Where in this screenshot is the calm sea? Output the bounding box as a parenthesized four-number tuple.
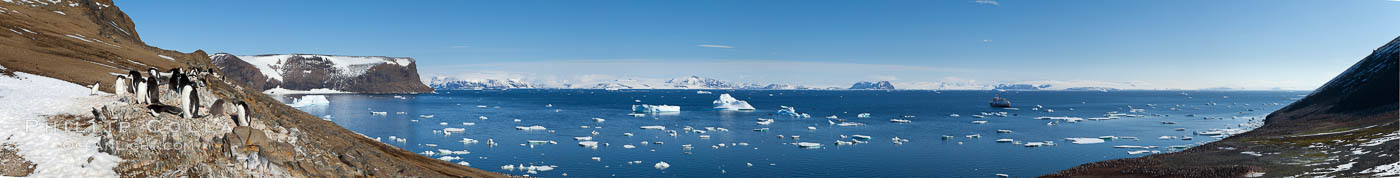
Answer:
(281, 90, 1300, 177)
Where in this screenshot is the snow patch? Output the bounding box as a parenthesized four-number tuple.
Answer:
(0, 72, 123, 177)
(157, 54, 175, 61)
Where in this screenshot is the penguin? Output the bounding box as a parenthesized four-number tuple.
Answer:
(147, 104, 183, 116)
(134, 77, 148, 104)
(168, 68, 183, 92)
(114, 75, 127, 97)
(179, 77, 200, 118)
(208, 99, 226, 117)
(146, 74, 160, 104)
(127, 70, 141, 94)
(89, 82, 100, 96)
(233, 101, 250, 126)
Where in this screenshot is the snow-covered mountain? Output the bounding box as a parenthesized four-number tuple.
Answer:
(211, 53, 432, 93)
(665, 76, 739, 89)
(428, 76, 533, 90)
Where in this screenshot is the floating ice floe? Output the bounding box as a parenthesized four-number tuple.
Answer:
(857, 113, 871, 118)
(890, 119, 911, 123)
(808, 126, 817, 130)
(756, 118, 774, 125)
(972, 120, 989, 124)
(851, 135, 872, 140)
(593, 117, 606, 122)
(478, 116, 489, 120)
(444, 128, 466, 132)
(796, 142, 823, 148)
(623, 144, 637, 149)
(574, 136, 592, 141)
(1024, 142, 1047, 147)
(949, 114, 960, 117)
(836, 122, 864, 126)
(641, 125, 666, 130)
(697, 91, 712, 94)
(713, 94, 756, 110)
(419, 115, 435, 118)
(1065, 138, 1106, 144)
(996, 139, 1014, 142)
(1035, 116, 1083, 123)
(633, 104, 680, 113)
(654, 161, 671, 170)
(287, 95, 330, 107)
(515, 125, 547, 131)
(438, 156, 462, 161)
(371, 111, 388, 115)
(527, 140, 556, 145)
(997, 130, 1013, 133)
(578, 141, 599, 148)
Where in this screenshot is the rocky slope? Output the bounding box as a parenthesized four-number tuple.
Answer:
(0, 0, 499, 177)
(1045, 37, 1400, 177)
(211, 53, 433, 94)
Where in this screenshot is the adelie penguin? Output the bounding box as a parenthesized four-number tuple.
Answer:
(133, 75, 148, 104)
(114, 75, 127, 97)
(126, 70, 141, 94)
(145, 68, 161, 104)
(167, 68, 183, 92)
(179, 76, 201, 118)
(232, 101, 251, 126)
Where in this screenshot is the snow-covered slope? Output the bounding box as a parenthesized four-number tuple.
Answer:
(0, 72, 122, 177)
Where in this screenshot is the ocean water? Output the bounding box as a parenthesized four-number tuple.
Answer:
(282, 90, 1301, 177)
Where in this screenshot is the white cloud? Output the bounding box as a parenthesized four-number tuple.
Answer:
(974, 0, 999, 6)
(697, 44, 734, 49)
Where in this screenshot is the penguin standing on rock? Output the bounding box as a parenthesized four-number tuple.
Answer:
(114, 75, 127, 97)
(146, 74, 160, 104)
(233, 101, 250, 126)
(133, 76, 147, 104)
(179, 76, 201, 118)
(167, 68, 179, 91)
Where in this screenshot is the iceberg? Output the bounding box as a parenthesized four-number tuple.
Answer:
(775, 106, 808, 118)
(1065, 137, 1106, 144)
(287, 95, 330, 107)
(632, 104, 680, 113)
(712, 94, 756, 110)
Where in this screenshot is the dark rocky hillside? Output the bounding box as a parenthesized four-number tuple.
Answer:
(1045, 37, 1399, 177)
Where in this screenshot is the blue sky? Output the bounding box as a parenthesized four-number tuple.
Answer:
(117, 0, 1399, 89)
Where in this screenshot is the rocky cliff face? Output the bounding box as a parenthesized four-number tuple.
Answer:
(1047, 37, 1399, 177)
(849, 81, 895, 90)
(0, 0, 496, 177)
(211, 53, 433, 94)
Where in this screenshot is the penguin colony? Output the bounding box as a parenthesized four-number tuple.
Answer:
(111, 66, 251, 127)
